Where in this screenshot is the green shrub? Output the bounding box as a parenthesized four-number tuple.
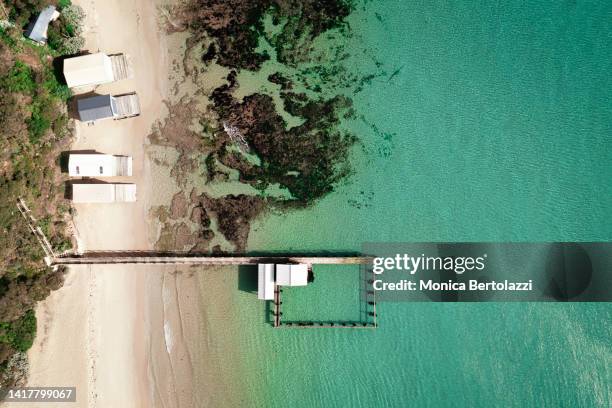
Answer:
(56, 34, 84, 55)
(58, 0, 72, 10)
(44, 75, 71, 101)
(0, 26, 18, 50)
(47, 5, 85, 55)
(64, 22, 74, 36)
(27, 101, 52, 143)
(61, 5, 84, 34)
(0, 310, 37, 352)
(0, 13, 73, 387)
(7, 0, 48, 28)
(46, 23, 62, 50)
(1, 61, 36, 94)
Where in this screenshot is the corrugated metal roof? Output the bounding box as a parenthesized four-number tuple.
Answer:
(77, 95, 115, 122)
(26, 6, 58, 43)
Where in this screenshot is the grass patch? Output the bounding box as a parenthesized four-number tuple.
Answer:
(1, 61, 36, 94)
(58, 0, 72, 9)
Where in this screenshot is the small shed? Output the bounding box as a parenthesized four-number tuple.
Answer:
(77, 95, 117, 122)
(276, 264, 308, 286)
(71, 183, 137, 203)
(63, 53, 114, 88)
(25, 6, 60, 44)
(68, 154, 133, 177)
(258, 264, 276, 300)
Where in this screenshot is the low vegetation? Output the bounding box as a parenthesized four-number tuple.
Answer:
(47, 2, 85, 55)
(0, 0, 77, 388)
(4, 0, 84, 55)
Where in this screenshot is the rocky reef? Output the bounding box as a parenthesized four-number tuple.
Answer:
(211, 74, 356, 203)
(179, 0, 353, 69)
(152, 0, 356, 252)
(198, 194, 267, 252)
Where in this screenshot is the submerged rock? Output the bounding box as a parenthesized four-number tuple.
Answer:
(180, 0, 353, 70)
(212, 89, 355, 203)
(198, 194, 267, 252)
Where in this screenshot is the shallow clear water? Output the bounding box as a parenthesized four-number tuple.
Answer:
(231, 1, 612, 406)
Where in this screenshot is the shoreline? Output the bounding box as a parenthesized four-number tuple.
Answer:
(22, 0, 172, 406)
(22, 1, 245, 406)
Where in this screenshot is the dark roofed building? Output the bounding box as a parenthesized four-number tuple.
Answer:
(77, 95, 118, 122)
(25, 6, 60, 44)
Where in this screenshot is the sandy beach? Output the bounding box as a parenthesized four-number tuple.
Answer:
(18, 0, 170, 406)
(8, 1, 252, 406)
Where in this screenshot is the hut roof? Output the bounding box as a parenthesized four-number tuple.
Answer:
(63, 53, 114, 88)
(26, 6, 59, 43)
(276, 264, 308, 286)
(77, 95, 117, 122)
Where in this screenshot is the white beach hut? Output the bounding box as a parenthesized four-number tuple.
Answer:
(63, 53, 114, 88)
(68, 154, 133, 177)
(71, 183, 137, 203)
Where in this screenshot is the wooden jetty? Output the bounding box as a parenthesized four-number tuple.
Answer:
(16, 198, 378, 329)
(51, 253, 373, 267)
(53, 252, 377, 329)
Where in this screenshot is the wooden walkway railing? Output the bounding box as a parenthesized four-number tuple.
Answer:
(16, 198, 56, 266)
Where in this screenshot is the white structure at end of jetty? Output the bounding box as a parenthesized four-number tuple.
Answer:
(276, 264, 308, 286)
(257, 263, 309, 301)
(258, 264, 275, 300)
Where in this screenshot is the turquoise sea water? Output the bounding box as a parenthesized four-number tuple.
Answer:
(232, 1, 611, 406)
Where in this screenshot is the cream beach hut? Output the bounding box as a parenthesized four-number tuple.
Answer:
(63, 53, 114, 88)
